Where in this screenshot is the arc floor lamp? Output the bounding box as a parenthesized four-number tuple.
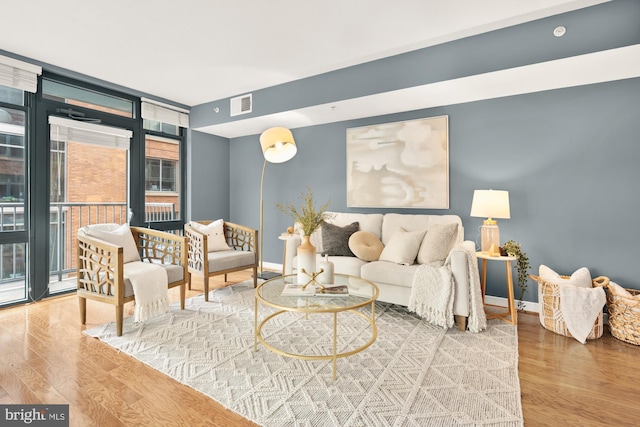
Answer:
(258, 127, 297, 279)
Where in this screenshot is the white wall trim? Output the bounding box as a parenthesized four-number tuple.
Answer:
(262, 261, 283, 272)
(484, 295, 539, 314)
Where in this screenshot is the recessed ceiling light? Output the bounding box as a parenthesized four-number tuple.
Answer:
(553, 26, 566, 37)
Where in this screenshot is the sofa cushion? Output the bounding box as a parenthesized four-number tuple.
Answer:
(417, 223, 459, 264)
(361, 261, 421, 288)
(379, 228, 426, 265)
(309, 212, 383, 253)
(293, 254, 367, 277)
(207, 249, 255, 271)
(381, 213, 463, 245)
(349, 231, 384, 261)
(321, 221, 359, 257)
(322, 255, 368, 277)
(190, 219, 230, 252)
(84, 223, 141, 264)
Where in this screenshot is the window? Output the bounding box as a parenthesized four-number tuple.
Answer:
(144, 126, 183, 223)
(0, 106, 26, 202)
(145, 158, 177, 192)
(0, 87, 23, 106)
(42, 78, 134, 118)
(49, 140, 66, 204)
(143, 119, 178, 136)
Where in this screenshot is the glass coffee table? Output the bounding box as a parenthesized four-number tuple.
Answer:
(254, 273, 379, 380)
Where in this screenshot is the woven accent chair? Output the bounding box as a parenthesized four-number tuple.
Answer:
(184, 221, 258, 301)
(77, 224, 187, 336)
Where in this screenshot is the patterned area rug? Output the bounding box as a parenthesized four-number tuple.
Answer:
(85, 280, 523, 426)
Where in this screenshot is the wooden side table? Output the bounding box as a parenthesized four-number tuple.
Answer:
(476, 251, 517, 325)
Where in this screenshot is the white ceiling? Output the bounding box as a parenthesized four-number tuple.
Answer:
(2, 0, 611, 108)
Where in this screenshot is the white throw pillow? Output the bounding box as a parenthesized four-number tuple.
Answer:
(190, 220, 230, 252)
(607, 281, 633, 298)
(378, 228, 426, 265)
(85, 223, 141, 264)
(416, 223, 458, 264)
(539, 265, 592, 288)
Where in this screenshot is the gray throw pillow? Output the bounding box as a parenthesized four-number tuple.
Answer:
(321, 222, 360, 257)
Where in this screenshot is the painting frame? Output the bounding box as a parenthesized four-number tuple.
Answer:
(346, 115, 449, 209)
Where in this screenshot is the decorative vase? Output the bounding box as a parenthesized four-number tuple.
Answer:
(317, 254, 334, 285)
(297, 235, 317, 285)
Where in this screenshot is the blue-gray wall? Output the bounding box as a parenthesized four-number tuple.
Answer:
(188, 130, 230, 221)
(219, 77, 640, 302)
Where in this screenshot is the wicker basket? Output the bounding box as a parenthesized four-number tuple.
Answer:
(596, 282, 640, 345)
(530, 274, 608, 340)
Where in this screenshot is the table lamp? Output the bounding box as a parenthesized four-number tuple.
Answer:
(258, 127, 297, 279)
(470, 189, 510, 256)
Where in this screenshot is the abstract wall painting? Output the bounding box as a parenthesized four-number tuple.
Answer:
(346, 115, 449, 208)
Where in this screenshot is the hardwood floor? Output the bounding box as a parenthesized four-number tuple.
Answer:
(1, 270, 639, 426)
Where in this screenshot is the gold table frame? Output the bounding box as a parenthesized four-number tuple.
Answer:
(254, 274, 379, 380)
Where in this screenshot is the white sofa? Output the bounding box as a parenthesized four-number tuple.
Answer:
(284, 212, 474, 330)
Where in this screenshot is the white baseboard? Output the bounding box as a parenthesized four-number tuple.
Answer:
(261, 261, 283, 273)
(484, 295, 539, 313)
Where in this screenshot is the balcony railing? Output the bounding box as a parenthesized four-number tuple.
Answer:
(0, 201, 176, 285)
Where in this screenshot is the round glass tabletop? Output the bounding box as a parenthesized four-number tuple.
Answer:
(256, 273, 379, 312)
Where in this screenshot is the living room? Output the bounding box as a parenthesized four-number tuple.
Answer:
(1, 1, 639, 426)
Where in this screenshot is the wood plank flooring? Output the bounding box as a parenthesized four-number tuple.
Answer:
(1, 270, 639, 426)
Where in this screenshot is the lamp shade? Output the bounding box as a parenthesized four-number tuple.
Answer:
(470, 190, 510, 220)
(260, 127, 297, 163)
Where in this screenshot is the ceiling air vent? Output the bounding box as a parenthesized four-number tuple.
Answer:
(230, 93, 252, 117)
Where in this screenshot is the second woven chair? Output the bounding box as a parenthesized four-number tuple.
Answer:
(184, 219, 258, 301)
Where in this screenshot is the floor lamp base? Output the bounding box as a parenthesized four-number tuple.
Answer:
(257, 270, 281, 280)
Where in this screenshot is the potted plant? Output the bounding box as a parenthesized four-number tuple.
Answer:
(276, 188, 332, 283)
(276, 187, 331, 236)
(500, 239, 531, 310)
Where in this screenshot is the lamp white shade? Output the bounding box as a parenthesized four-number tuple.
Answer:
(470, 190, 511, 220)
(260, 127, 297, 163)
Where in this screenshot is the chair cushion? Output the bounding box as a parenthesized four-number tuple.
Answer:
(379, 228, 426, 265)
(190, 219, 230, 252)
(417, 223, 458, 264)
(100, 262, 183, 298)
(157, 263, 185, 284)
(321, 222, 359, 257)
(83, 223, 141, 263)
(349, 231, 384, 261)
(207, 249, 255, 272)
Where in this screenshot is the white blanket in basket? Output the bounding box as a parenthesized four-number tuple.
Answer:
(559, 285, 606, 344)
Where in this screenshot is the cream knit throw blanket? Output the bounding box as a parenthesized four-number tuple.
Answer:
(124, 261, 169, 322)
(409, 262, 454, 329)
(409, 242, 487, 333)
